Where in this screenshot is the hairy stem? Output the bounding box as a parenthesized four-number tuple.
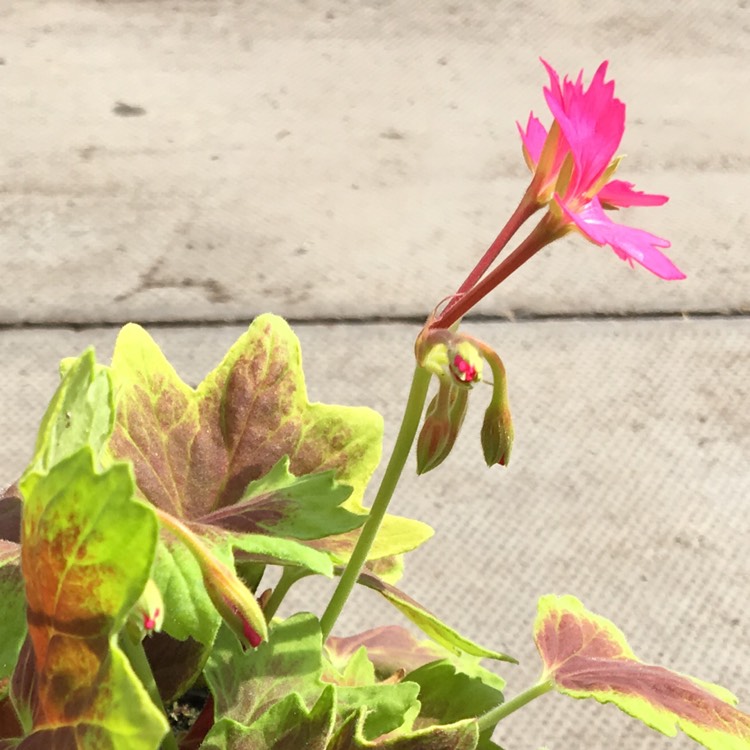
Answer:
(320, 363, 432, 640)
(476, 679, 554, 733)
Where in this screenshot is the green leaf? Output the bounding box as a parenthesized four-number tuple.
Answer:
(26, 349, 113, 477)
(201, 686, 337, 750)
(205, 614, 421, 742)
(13, 449, 167, 748)
(407, 660, 504, 749)
(328, 709, 479, 750)
(535, 595, 750, 750)
(0, 567, 26, 683)
(209, 456, 364, 541)
(357, 574, 516, 664)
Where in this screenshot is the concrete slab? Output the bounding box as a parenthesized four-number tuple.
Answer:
(1, 317, 748, 746)
(1, 1, 748, 323)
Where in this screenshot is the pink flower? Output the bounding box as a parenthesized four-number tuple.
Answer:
(518, 60, 685, 280)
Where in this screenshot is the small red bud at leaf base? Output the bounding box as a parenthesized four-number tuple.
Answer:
(417, 381, 469, 474)
(126, 578, 164, 642)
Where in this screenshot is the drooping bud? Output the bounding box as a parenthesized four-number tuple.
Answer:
(481, 402, 514, 467)
(479, 347, 514, 467)
(154, 508, 269, 649)
(416, 381, 469, 474)
(126, 578, 164, 642)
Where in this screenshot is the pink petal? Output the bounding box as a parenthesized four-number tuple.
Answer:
(542, 60, 625, 197)
(559, 196, 685, 280)
(598, 179, 669, 208)
(516, 113, 548, 165)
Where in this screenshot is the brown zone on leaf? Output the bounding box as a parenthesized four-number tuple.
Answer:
(541, 611, 750, 736)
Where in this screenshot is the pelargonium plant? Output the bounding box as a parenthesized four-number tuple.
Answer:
(0, 60, 747, 750)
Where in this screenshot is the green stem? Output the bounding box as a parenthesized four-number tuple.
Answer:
(120, 633, 179, 750)
(476, 679, 554, 733)
(263, 567, 307, 620)
(320, 363, 432, 640)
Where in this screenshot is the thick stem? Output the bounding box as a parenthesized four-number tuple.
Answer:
(120, 633, 179, 750)
(436, 214, 564, 330)
(454, 186, 540, 296)
(319, 364, 432, 640)
(476, 679, 554, 733)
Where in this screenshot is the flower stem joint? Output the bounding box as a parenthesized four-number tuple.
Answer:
(416, 328, 513, 472)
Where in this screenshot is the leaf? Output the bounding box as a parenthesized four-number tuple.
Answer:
(406, 660, 504, 749)
(26, 349, 113, 477)
(0, 567, 26, 683)
(107, 317, 382, 521)
(201, 686, 337, 750)
(326, 626, 446, 679)
(12, 448, 167, 748)
(105, 319, 402, 646)
(357, 574, 516, 664)
(328, 709, 478, 750)
(205, 456, 364, 540)
(535, 595, 750, 750)
(205, 614, 421, 742)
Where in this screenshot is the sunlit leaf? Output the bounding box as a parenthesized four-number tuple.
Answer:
(407, 660, 503, 749)
(12, 449, 167, 748)
(535, 595, 750, 750)
(205, 614, 421, 742)
(329, 708, 478, 750)
(358, 574, 516, 664)
(201, 686, 337, 750)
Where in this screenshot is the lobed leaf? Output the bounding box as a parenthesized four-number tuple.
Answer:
(329, 709, 478, 750)
(535, 595, 750, 750)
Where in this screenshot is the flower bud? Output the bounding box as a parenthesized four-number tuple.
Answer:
(153, 508, 269, 649)
(199, 551, 268, 649)
(481, 402, 514, 467)
(417, 381, 469, 474)
(126, 578, 164, 642)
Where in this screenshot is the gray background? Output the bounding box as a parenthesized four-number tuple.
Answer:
(1, 2, 748, 748)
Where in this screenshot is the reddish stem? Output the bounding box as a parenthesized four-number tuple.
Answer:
(178, 695, 215, 750)
(435, 214, 564, 329)
(454, 185, 540, 297)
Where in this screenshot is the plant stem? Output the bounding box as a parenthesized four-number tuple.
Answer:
(455, 187, 540, 296)
(120, 633, 179, 750)
(437, 213, 564, 330)
(263, 567, 307, 620)
(476, 679, 554, 733)
(319, 363, 432, 640)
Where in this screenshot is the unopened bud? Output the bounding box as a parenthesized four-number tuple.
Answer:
(200, 552, 268, 649)
(126, 578, 164, 641)
(417, 382, 469, 474)
(154, 508, 269, 649)
(481, 403, 514, 467)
